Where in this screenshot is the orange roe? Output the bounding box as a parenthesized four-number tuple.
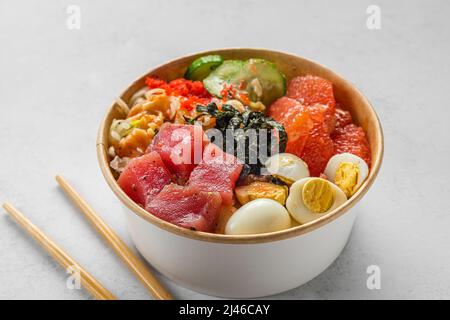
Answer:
(180, 96, 211, 112)
(220, 83, 237, 100)
(145, 77, 211, 111)
(237, 92, 250, 106)
(145, 77, 166, 90)
(219, 83, 251, 106)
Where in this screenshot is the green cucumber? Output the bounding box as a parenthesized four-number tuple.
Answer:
(203, 58, 286, 106)
(185, 55, 224, 81)
(203, 60, 246, 97)
(245, 58, 286, 106)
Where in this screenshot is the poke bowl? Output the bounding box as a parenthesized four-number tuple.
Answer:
(96, 48, 383, 298)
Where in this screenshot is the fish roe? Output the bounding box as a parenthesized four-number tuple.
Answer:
(145, 77, 211, 111)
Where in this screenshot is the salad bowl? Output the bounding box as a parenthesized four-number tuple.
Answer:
(97, 48, 383, 298)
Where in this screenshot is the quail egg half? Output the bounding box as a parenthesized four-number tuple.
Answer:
(265, 153, 310, 184)
(324, 153, 369, 198)
(225, 199, 291, 235)
(286, 178, 347, 224)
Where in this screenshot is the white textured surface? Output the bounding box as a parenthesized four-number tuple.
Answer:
(1, 0, 449, 299)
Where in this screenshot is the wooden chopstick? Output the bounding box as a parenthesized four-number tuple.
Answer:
(2, 202, 117, 300)
(55, 175, 173, 300)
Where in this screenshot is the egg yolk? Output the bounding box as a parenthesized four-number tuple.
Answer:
(301, 179, 335, 213)
(335, 162, 360, 198)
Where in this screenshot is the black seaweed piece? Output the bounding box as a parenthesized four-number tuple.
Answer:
(196, 103, 287, 175)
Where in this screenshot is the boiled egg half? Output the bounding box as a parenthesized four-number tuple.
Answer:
(286, 178, 347, 224)
(324, 153, 369, 198)
(225, 199, 291, 235)
(265, 153, 310, 184)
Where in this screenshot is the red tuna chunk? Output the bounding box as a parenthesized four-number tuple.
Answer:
(118, 152, 172, 207)
(148, 123, 208, 182)
(188, 143, 242, 206)
(145, 184, 222, 232)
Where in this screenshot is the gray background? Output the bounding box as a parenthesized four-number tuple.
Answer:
(1, 0, 449, 299)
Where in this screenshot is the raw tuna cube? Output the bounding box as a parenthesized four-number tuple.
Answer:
(145, 184, 222, 232)
(148, 123, 208, 182)
(188, 143, 243, 206)
(118, 152, 172, 207)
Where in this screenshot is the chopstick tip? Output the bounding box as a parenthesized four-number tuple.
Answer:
(2, 202, 15, 215)
(55, 175, 67, 186)
(2, 202, 11, 210)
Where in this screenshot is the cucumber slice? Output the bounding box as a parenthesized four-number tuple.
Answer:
(185, 55, 224, 81)
(245, 58, 286, 106)
(203, 60, 246, 97)
(203, 58, 286, 106)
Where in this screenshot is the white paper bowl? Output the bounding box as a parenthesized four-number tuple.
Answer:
(97, 48, 383, 298)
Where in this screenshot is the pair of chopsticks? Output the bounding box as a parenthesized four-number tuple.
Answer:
(2, 175, 172, 300)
